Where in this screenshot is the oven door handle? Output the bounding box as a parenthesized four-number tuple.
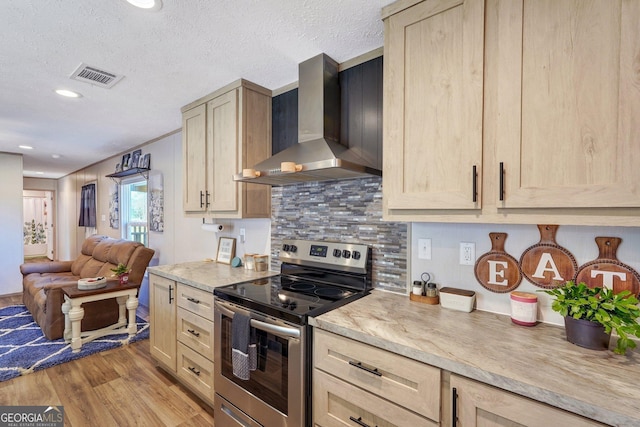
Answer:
(215, 300, 301, 340)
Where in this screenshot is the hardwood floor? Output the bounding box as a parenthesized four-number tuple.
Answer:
(0, 294, 215, 426)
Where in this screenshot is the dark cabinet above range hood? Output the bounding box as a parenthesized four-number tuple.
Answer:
(234, 53, 382, 186)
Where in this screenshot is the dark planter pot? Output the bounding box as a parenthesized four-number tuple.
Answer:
(563, 316, 611, 351)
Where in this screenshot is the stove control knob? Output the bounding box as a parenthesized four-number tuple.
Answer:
(333, 249, 342, 258)
(342, 250, 351, 259)
(289, 245, 297, 253)
(282, 244, 290, 252)
(352, 251, 361, 260)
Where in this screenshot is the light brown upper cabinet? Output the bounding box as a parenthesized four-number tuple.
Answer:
(383, 0, 640, 226)
(181, 80, 271, 219)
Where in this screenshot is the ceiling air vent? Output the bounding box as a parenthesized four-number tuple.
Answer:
(69, 63, 124, 89)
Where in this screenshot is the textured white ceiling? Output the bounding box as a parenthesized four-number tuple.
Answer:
(0, 0, 393, 178)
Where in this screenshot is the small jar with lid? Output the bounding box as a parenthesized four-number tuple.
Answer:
(412, 280, 423, 296)
(426, 282, 438, 297)
(253, 255, 269, 272)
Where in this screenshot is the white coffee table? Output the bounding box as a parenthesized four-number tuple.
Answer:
(61, 280, 140, 352)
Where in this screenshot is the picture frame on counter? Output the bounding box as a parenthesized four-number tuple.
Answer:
(217, 237, 236, 264)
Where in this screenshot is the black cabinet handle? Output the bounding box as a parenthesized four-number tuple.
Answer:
(348, 361, 382, 377)
(188, 366, 201, 376)
(349, 416, 376, 427)
(472, 165, 478, 203)
(187, 329, 200, 337)
(187, 297, 200, 304)
(499, 162, 505, 201)
(199, 191, 204, 208)
(169, 285, 173, 304)
(452, 387, 458, 427)
(205, 191, 211, 208)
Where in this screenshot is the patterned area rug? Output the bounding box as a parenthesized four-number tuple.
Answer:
(0, 304, 149, 382)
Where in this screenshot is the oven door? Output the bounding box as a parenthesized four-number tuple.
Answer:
(214, 299, 304, 427)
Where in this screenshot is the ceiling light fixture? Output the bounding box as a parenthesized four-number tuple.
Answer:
(55, 89, 82, 98)
(19, 145, 33, 150)
(126, 0, 162, 10)
(52, 154, 61, 159)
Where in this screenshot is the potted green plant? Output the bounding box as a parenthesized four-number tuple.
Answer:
(543, 281, 640, 355)
(110, 263, 131, 284)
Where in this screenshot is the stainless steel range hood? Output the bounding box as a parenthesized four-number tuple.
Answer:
(233, 53, 382, 186)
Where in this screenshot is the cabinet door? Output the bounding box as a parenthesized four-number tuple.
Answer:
(182, 104, 208, 212)
(149, 274, 177, 372)
(207, 89, 239, 212)
(451, 375, 606, 427)
(383, 0, 484, 212)
(491, 0, 640, 208)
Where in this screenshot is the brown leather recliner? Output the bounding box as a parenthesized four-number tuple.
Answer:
(20, 235, 155, 340)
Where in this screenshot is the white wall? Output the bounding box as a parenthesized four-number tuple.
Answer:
(0, 153, 25, 295)
(410, 223, 640, 325)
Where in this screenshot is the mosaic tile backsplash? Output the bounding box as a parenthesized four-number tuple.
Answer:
(270, 176, 408, 293)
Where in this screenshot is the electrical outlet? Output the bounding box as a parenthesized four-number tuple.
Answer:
(459, 242, 475, 265)
(239, 228, 246, 243)
(418, 238, 432, 260)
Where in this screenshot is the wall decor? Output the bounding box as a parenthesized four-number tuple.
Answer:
(474, 232, 522, 293)
(217, 237, 236, 264)
(141, 153, 151, 169)
(109, 184, 119, 229)
(131, 149, 142, 169)
(115, 163, 122, 173)
(519, 225, 577, 289)
(148, 172, 163, 232)
(575, 237, 640, 296)
(121, 153, 131, 170)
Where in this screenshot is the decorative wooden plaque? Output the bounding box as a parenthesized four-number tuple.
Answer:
(474, 232, 522, 293)
(575, 237, 640, 296)
(519, 225, 578, 289)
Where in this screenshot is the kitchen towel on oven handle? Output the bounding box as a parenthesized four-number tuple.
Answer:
(232, 312, 251, 380)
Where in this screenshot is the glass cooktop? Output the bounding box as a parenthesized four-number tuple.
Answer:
(213, 274, 367, 325)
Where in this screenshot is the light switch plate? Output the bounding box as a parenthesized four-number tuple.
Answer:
(418, 238, 432, 260)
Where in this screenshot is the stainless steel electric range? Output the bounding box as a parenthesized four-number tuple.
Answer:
(213, 239, 372, 427)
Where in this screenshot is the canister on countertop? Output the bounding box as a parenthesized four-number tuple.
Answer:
(412, 280, 424, 296)
(254, 255, 269, 271)
(439, 287, 475, 312)
(244, 254, 255, 270)
(426, 282, 438, 297)
(510, 291, 538, 326)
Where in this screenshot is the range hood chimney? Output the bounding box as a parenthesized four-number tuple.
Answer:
(234, 53, 382, 186)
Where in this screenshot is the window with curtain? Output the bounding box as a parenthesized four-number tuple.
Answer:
(79, 183, 97, 227)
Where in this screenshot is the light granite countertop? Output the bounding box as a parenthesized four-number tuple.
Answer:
(147, 261, 278, 293)
(311, 290, 640, 427)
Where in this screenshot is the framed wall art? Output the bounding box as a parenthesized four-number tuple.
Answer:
(131, 149, 142, 169)
(216, 237, 236, 264)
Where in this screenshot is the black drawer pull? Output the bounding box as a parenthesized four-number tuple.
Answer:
(188, 366, 201, 376)
(349, 416, 376, 427)
(348, 361, 382, 377)
(187, 297, 200, 304)
(187, 329, 200, 337)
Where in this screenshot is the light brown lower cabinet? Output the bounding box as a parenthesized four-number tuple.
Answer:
(313, 329, 440, 426)
(450, 374, 607, 427)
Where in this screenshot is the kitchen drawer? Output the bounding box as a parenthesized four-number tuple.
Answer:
(176, 342, 214, 403)
(176, 283, 214, 320)
(314, 329, 440, 422)
(177, 307, 214, 359)
(313, 368, 437, 427)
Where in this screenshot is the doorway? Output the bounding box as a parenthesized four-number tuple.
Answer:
(23, 190, 54, 260)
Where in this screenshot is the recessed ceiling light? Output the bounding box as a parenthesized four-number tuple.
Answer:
(52, 154, 61, 159)
(19, 145, 33, 150)
(35, 172, 45, 175)
(55, 89, 82, 98)
(126, 0, 162, 10)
